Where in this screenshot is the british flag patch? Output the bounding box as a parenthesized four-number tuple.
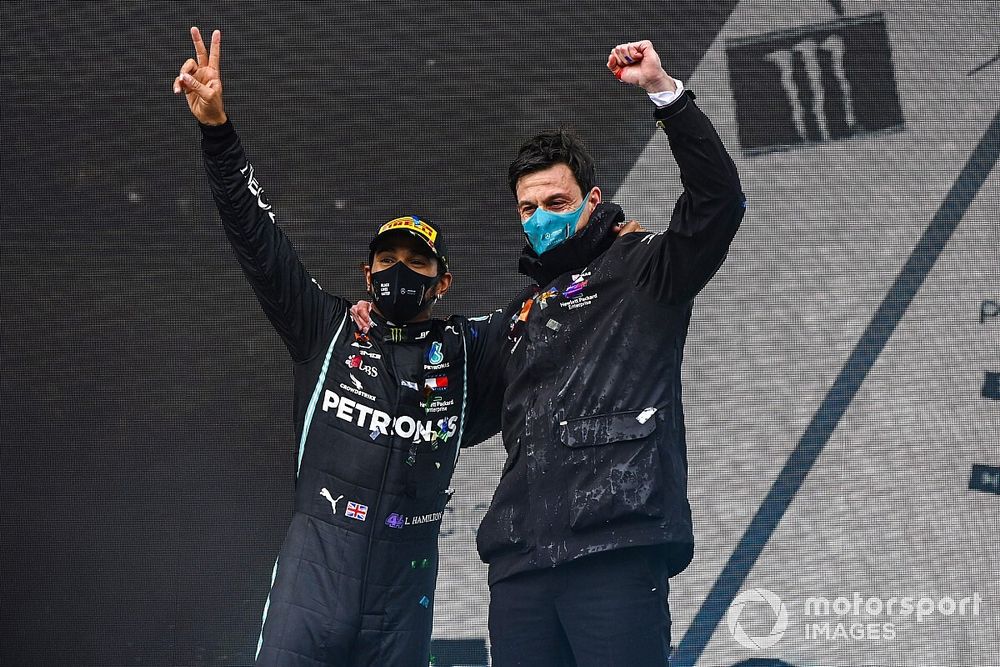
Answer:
(345, 501, 368, 521)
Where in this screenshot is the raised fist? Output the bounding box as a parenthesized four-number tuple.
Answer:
(606, 40, 676, 94)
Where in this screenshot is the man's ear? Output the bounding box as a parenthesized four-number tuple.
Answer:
(362, 264, 372, 292)
(575, 187, 604, 233)
(435, 272, 453, 298)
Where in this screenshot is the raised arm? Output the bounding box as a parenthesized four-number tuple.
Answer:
(609, 40, 746, 304)
(175, 27, 344, 362)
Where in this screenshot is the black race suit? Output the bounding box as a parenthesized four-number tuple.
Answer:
(200, 120, 510, 667)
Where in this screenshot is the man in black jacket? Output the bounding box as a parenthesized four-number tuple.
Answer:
(477, 41, 746, 665)
(173, 27, 513, 666)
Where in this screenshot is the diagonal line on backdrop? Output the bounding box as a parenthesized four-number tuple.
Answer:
(672, 106, 1000, 666)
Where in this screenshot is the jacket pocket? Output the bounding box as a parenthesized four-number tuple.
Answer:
(559, 407, 666, 531)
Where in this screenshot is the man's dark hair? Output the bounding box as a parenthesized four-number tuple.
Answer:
(508, 128, 596, 197)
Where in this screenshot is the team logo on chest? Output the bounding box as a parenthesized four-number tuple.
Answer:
(423, 374, 453, 413)
(424, 395, 455, 413)
(427, 341, 444, 365)
(322, 389, 458, 442)
(562, 271, 590, 298)
(424, 339, 450, 370)
(424, 375, 448, 392)
(558, 270, 598, 311)
(345, 353, 379, 377)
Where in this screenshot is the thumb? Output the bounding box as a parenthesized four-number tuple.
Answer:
(606, 52, 625, 80)
(181, 73, 214, 100)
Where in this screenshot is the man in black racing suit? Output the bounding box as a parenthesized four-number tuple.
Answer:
(174, 27, 512, 666)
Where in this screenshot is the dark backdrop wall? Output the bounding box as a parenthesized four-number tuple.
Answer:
(2, 2, 997, 666)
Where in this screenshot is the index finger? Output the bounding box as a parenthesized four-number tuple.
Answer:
(208, 29, 221, 72)
(191, 26, 208, 67)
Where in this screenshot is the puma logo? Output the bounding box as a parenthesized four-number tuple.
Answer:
(320, 488, 344, 514)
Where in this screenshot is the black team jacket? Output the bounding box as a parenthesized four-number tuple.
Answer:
(477, 91, 747, 585)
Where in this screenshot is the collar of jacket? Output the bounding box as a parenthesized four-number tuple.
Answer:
(517, 202, 625, 286)
(366, 309, 435, 343)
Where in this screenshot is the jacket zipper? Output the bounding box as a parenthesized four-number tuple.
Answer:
(358, 334, 399, 617)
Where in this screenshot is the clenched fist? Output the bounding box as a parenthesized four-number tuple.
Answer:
(606, 40, 676, 94)
(173, 27, 227, 126)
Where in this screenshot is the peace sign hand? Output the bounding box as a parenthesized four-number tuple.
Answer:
(173, 27, 227, 126)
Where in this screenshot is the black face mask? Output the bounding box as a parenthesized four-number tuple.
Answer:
(369, 261, 440, 323)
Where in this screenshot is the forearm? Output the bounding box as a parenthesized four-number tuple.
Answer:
(460, 310, 511, 449)
(632, 95, 746, 303)
(656, 92, 743, 212)
(201, 120, 287, 296)
(200, 121, 335, 361)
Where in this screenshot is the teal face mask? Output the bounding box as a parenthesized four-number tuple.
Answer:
(522, 195, 591, 255)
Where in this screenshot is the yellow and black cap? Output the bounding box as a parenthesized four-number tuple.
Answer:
(369, 215, 449, 272)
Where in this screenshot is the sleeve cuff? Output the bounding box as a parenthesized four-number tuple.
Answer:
(653, 89, 697, 127)
(646, 78, 685, 108)
(199, 118, 237, 155)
